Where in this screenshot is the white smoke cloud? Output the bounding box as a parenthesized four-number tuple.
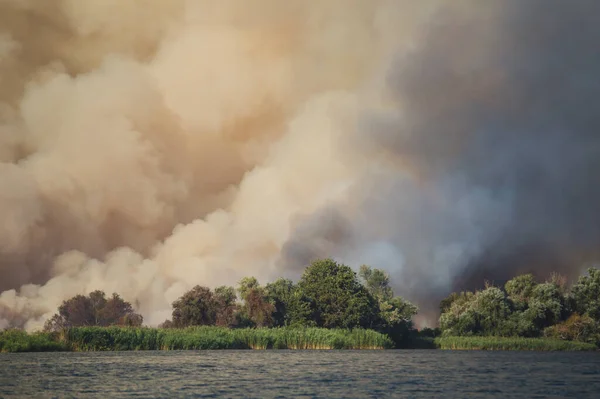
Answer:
(0, 0, 432, 330)
(4, 0, 597, 330)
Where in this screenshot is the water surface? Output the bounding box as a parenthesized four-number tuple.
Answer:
(1, 350, 599, 398)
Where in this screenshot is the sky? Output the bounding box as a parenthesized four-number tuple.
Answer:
(1, 0, 599, 329)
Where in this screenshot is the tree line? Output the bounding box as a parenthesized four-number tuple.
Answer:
(41, 257, 600, 348)
(43, 259, 418, 347)
(439, 267, 600, 346)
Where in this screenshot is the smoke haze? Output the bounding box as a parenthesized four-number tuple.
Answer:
(1, 0, 599, 329)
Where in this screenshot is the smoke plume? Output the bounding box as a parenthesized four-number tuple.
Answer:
(1, 0, 599, 329)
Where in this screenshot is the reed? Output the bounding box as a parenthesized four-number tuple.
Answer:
(0, 329, 67, 352)
(5, 328, 595, 352)
(435, 336, 597, 351)
(0, 327, 393, 352)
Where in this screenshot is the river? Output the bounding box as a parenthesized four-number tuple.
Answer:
(1, 350, 599, 398)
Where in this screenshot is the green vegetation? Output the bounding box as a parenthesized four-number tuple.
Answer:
(438, 267, 600, 350)
(156, 259, 418, 347)
(0, 329, 66, 352)
(435, 336, 596, 351)
(1, 326, 393, 352)
(44, 290, 143, 331)
(4, 259, 600, 352)
(1, 258, 412, 352)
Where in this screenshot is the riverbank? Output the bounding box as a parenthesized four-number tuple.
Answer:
(435, 336, 597, 351)
(0, 326, 393, 352)
(2, 328, 598, 352)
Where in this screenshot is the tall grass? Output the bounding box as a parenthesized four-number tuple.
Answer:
(4, 328, 597, 352)
(435, 336, 597, 351)
(0, 329, 67, 353)
(66, 327, 393, 351)
(1, 327, 393, 352)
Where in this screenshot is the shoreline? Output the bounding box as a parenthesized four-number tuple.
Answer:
(1, 326, 393, 352)
(1, 327, 597, 353)
(434, 336, 597, 351)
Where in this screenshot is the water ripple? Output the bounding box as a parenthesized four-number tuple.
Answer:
(0, 350, 599, 398)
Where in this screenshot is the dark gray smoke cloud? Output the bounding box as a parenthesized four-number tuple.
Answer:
(3, 0, 600, 330)
(278, 0, 600, 319)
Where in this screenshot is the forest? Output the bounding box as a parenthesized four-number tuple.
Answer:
(1, 259, 600, 352)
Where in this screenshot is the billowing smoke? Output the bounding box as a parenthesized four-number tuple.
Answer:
(1, 0, 599, 330)
(279, 0, 600, 318)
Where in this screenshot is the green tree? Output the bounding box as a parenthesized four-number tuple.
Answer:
(265, 278, 313, 327)
(505, 274, 537, 310)
(359, 265, 393, 300)
(158, 319, 174, 328)
(528, 282, 565, 327)
(440, 291, 475, 314)
(244, 289, 275, 327)
(214, 286, 239, 327)
(88, 290, 108, 324)
(471, 286, 512, 334)
(237, 278, 275, 328)
(297, 259, 379, 329)
(378, 296, 418, 326)
(44, 291, 143, 332)
(544, 313, 599, 344)
(570, 267, 600, 321)
(359, 265, 418, 346)
(98, 293, 142, 326)
(237, 277, 260, 301)
(439, 287, 512, 336)
(171, 285, 218, 327)
(265, 278, 294, 326)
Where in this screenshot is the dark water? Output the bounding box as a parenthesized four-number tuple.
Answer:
(1, 350, 599, 398)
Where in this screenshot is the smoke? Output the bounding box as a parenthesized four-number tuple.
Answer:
(2, 0, 599, 329)
(0, 0, 434, 329)
(278, 0, 600, 318)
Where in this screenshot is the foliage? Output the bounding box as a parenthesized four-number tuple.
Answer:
(36, 258, 422, 348)
(171, 285, 218, 327)
(297, 259, 379, 329)
(214, 286, 239, 327)
(359, 265, 393, 301)
(44, 291, 143, 332)
(357, 264, 418, 346)
(149, 260, 416, 336)
(570, 267, 600, 321)
(0, 329, 67, 352)
(265, 278, 295, 327)
(505, 274, 537, 309)
(435, 336, 596, 351)
(529, 282, 565, 325)
(242, 288, 275, 328)
(439, 291, 475, 314)
(377, 297, 417, 327)
(440, 287, 511, 336)
(232, 278, 274, 328)
(264, 278, 313, 327)
(237, 277, 260, 301)
(439, 267, 600, 349)
(0, 326, 393, 352)
(544, 314, 599, 345)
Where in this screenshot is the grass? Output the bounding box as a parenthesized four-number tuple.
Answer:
(4, 328, 596, 353)
(0, 329, 67, 353)
(435, 336, 597, 351)
(1, 327, 394, 352)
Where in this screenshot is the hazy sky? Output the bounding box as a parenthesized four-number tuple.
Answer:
(1, 0, 599, 329)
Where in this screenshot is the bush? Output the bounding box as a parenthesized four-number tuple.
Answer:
(544, 314, 599, 345)
(0, 329, 66, 352)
